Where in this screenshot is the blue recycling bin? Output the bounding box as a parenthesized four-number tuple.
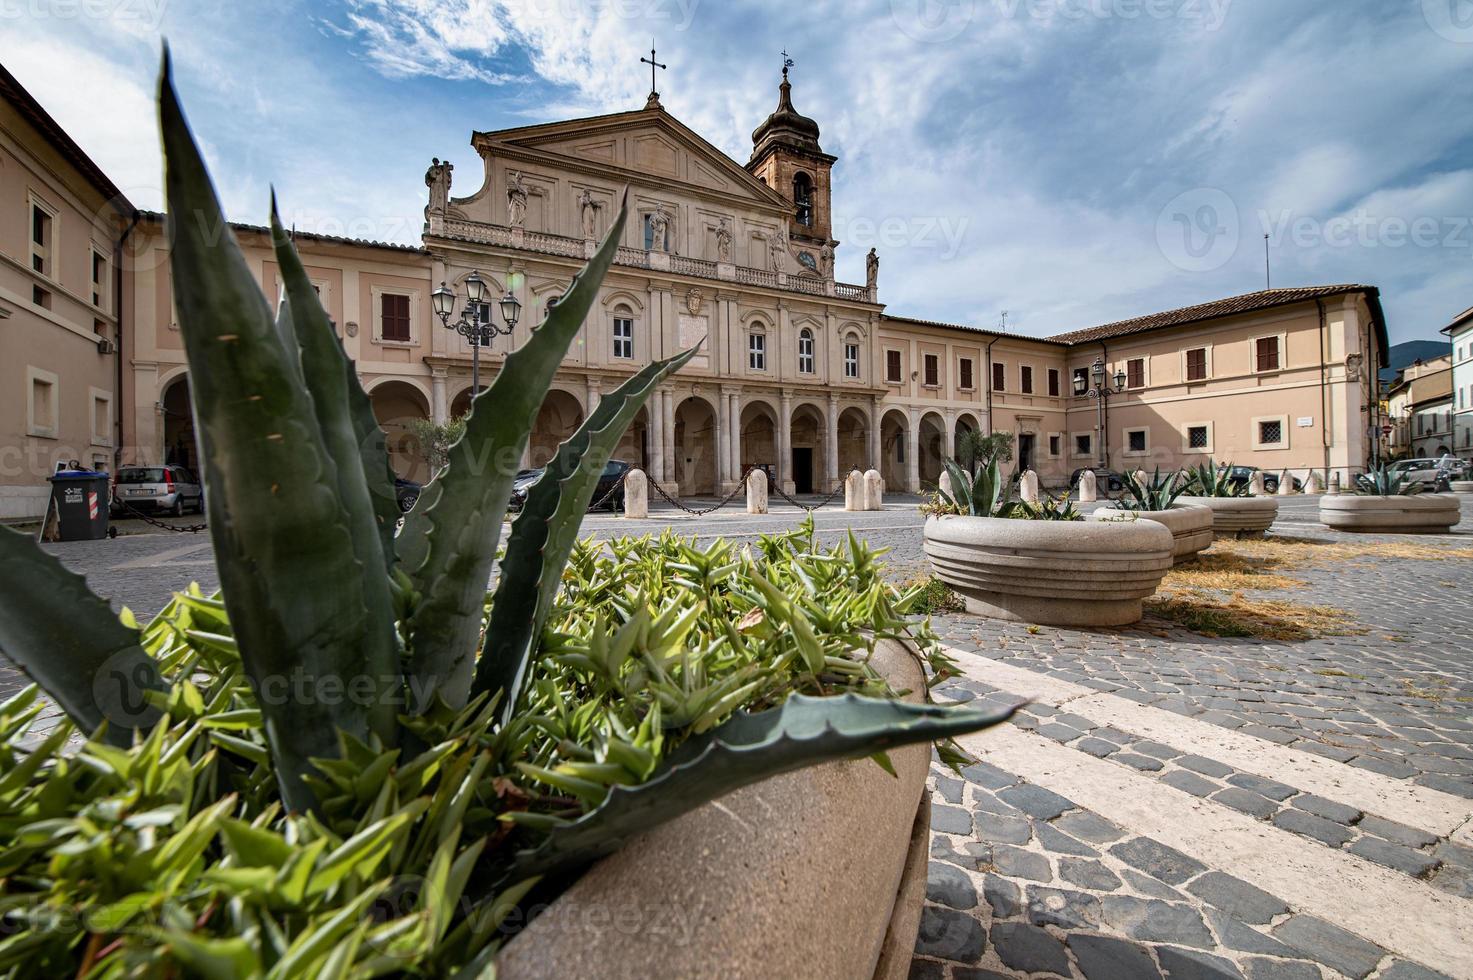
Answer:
(47, 470, 112, 541)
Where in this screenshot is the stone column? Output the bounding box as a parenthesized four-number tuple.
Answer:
(825, 393, 840, 491)
(584, 376, 601, 414)
(779, 389, 794, 495)
(431, 369, 448, 424)
(648, 386, 665, 484)
(868, 398, 882, 471)
(716, 390, 732, 492)
(944, 408, 957, 460)
(662, 388, 679, 496)
(727, 390, 741, 481)
(905, 412, 921, 493)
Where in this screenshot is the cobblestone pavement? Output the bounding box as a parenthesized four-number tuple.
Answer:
(6, 493, 1473, 977)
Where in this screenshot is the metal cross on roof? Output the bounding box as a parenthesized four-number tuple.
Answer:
(641, 45, 666, 97)
(782, 49, 795, 74)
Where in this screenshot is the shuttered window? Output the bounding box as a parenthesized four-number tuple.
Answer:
(1256, 337, 1280, 372)
(958, 358, 973, 390)
(381, 293, 411, 342)
(1186, 348, 1207, 381)
(886, 349, 902, 383)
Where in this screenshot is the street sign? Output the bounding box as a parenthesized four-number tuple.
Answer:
(1382, 424, 1393, 435)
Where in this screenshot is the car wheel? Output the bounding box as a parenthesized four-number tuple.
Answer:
(171, 497, 184, 517)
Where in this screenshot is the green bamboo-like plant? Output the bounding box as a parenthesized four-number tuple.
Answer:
(0, 50, 1017, 875)
(1185, 461, 1249, 498)
(1118, 467, 1188, 511)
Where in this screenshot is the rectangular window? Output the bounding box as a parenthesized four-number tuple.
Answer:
(1048, 369, 1060, 397)
(91, 251, 108, 309)
(1126, 428, 1147, 453)
(799, 332, 815, 374)
(1256, 336, 1280, 372)
(923, 354, 939, 387)
(1048, 434, 1061, 457)
(91, 390, 112, 446)
(1186, 347, 1207, 381)
(1021, 366, 1034, 394)
(845, 342, 860, 379)
(1187, 425, 1210, 449)
(992, 362, 1005, 392)
(380, 293, 411, 342)
(749, 332, 766, 371)
(885, 349, 902, 383)
(958, 357, 973, 390)
(30, 202, 53, 277)
(1074, 434, 1092, 456)
(33, 285, 50, 309)
(1259, 419, 1283, 445)
(613, 317, 633, 359)
(28, 368, 58, 439)
(1126, 358, 1145, 389)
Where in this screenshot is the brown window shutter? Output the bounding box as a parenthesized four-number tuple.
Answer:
(992, 362, 1005, 391)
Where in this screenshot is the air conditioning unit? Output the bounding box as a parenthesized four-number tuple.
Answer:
(96, 337, 116, 355)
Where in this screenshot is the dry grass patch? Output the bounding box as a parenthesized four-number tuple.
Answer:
(1214, 535, 1471, 569)
(1145, 588, 1363, 641)
(1164, 552, 1304, 592)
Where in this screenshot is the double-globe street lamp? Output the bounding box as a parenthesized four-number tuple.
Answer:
(1073, 357, 1127, 468)
(431, 271, 522, 394)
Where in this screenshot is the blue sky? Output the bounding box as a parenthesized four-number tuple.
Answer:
(7, 0, 1471, 343)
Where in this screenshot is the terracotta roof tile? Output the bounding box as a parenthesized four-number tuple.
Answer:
(1047, 285, 1380, 345)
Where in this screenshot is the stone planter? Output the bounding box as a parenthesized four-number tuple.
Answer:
(922, 514, 1173, 627)
(1451, 481, 1473, 495)
(1176, 495, 1279, 539)
(496, 639, 933, 980)
(1319, 494, 1462, 534)
(1092, 502, 1215, 563)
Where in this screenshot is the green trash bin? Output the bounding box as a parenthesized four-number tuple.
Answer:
(47, 470, 112, 541)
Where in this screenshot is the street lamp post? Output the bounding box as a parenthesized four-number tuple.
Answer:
(1073, 357, 1126, 468)
(431, 271, 522, 395)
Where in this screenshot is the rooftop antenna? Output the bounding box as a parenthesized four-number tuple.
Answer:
(1264, 234, 1271, 290)
(999, 310, 1009, 331)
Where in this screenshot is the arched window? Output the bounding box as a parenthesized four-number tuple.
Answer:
(612, 304, 634, 359)
(798, 328, 815, 374)
(793, 172, 813, 226)
(748, 329, 767, 371)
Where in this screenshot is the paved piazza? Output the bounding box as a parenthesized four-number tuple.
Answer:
(5, 494, 1472, 979)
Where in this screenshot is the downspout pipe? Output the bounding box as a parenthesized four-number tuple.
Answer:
(985, 335, 999, 434)
(1099, 341, 1110, 469)
(113, 208, 141, 470)
(1316, 299, 1331, 483)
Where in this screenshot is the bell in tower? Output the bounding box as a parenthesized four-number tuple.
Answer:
(747, 63, 838, 274)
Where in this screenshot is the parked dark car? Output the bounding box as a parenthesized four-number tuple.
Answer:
(1069, 467, 1126, 493)
(1224, 466, 1301, 494)
(395, 477, 422, 513)
(111, 465, 204, 516)
(508, 460, 631, 512)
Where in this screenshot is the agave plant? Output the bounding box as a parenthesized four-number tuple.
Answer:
(1118, 467, 1188, 511)
(1354, 464, 1424, 496)
(1185, 461, 1249, 498)
(937, 456, 1012, 517)
(1009, 492, 1084, 521)
(0, 55, 1018, 968)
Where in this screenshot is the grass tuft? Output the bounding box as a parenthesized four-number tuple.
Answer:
(1145, 588, 1362, 641)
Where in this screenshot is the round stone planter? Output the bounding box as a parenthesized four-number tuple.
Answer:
(496, 639, 933, 980)
(1319, 494, 1462, 534)
(1092, 502, 1215, 564)
(1176, 495, 1279, 539)
(922, 514, 1173, 627)
(1451, 481, 1473, 495)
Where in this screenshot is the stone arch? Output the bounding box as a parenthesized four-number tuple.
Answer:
(919, 411, 948, 490)
(880, 408, 909, 492)
(739, 398, 779, 482)
(449, 383, 486, 419)
(789, 401, 827, 494)
(673, 394, 718, 496)
(837, 406, 869, 474)
(615, 405, 651, 473)
(954, 411, 982, 459)
(369, 380, 432, 482)
(159, 371, 198, 472)
(529, 388, 585, 467)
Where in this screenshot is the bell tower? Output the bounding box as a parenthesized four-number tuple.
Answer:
(747, 65, 837, 273)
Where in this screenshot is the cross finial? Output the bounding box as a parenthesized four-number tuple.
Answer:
(640, 43, 667, 106)
(782, 49, 794, 77)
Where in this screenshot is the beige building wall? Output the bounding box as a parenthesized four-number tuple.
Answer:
(0, 74, 129, 519)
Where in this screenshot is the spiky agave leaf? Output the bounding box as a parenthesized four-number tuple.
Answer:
(506, 692, 1020, 880)
(0, 528, 166, 745)
(473, 345, 700, 724)
(160, 51, 382, 810)
(401, 194, 630, 714)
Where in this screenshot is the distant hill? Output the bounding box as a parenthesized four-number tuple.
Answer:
(1380, 340, 1451, 384)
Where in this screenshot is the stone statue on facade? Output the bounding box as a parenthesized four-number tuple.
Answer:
(506, 170, 528, 227)
(768, 231, 786, 273)
(648, 205, 672, 252)
(819, 242, 835, 280)
(866, 247, 879, 290)
(424, 158, 453, 215)
(578, 188, 600, 239)
(715, 218, 733, 263)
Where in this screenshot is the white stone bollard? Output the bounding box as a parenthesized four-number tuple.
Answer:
(1079, 470, 1098, 502)
(623, 468, 649, 519)
(938, 469, 955, 503)
(1133, 469, 1149, 487)
(1306, 471, 1325, 495)
(1276, 473, 1294, 496)
(1021, 469, 1040, 505)
(1329, 472, 1342, 495)
(864, 469, 884, 510)
(1250, 472, 1267, 496)
(746, 468, 768, 514)
(844, 470, 864, 511)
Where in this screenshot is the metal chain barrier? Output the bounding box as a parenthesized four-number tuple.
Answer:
(646, 471, 749, 517)
(112, 496, 209, 533)
(770, 477, 849, 513)
(585, 471, 629, 513)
